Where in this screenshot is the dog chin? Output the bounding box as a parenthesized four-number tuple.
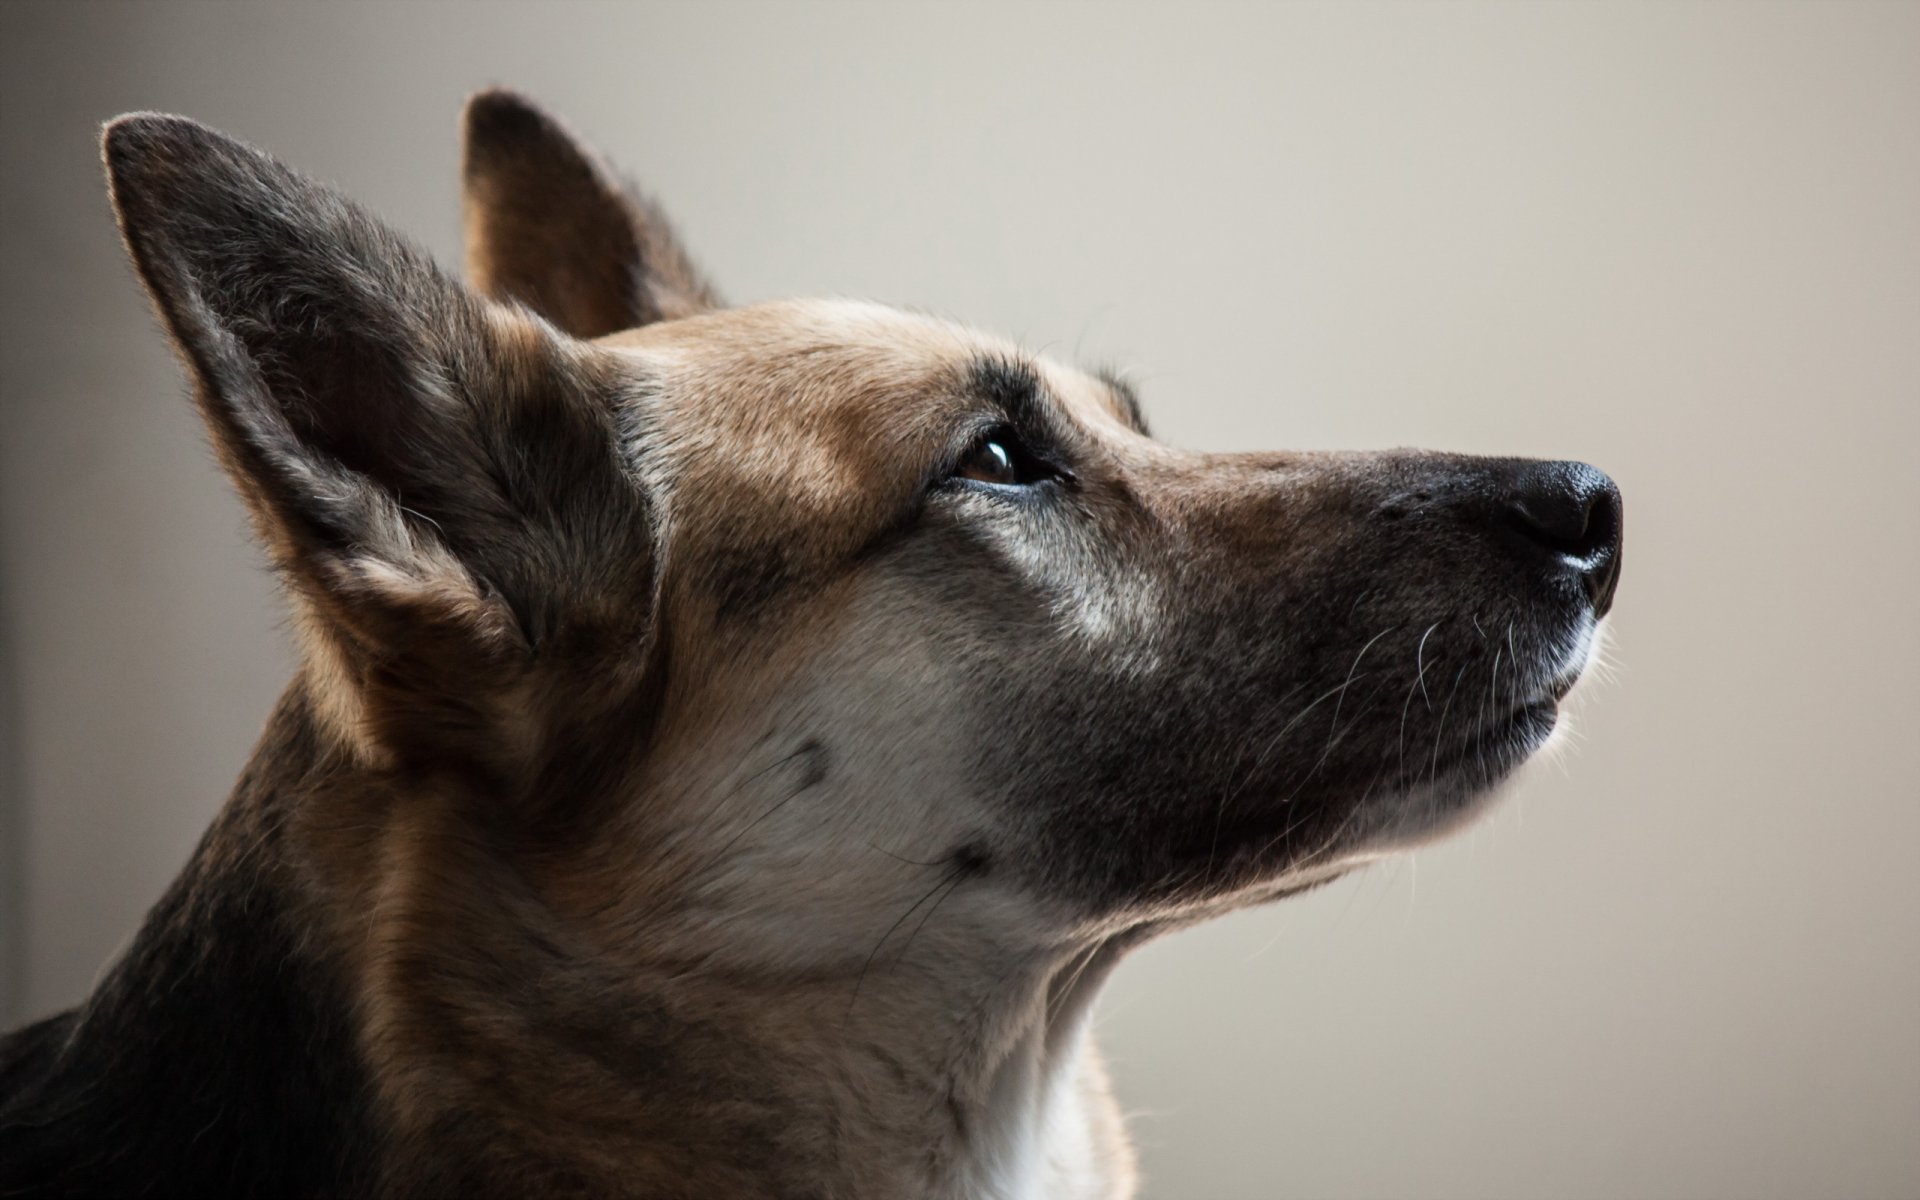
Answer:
(1349, 692, 1565, 856)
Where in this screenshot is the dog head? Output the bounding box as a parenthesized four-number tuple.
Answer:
(103, 92, 1619, 992)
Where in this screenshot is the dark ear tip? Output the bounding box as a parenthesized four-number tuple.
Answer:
(464, 88, 560, 146)
(102, 113, 244, 212)
(103, 112, 180, 179)
(103, 112, 217, 163)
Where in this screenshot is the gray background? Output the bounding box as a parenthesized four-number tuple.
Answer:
(3, 3, 1916, 1197)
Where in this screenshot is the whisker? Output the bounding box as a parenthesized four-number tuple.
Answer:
(890, 873, 966, 971)
(1046, 942, 1107, 1023)
(1426, 661, 1473, 792)
(865, 842, 949, 867)
(715, 766, 822, 859)
(1288, 673, 1396, 796)
(1304, 625, 1401, 775)
(1414, 620, 1441, 710)
(1477, 642, 1504, 781)
(1207, 673, 1353, 873)
(848, 866, 966, 1015)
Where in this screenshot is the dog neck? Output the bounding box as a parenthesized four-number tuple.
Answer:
(757, 934, 1140, 1200)
(1, 681, 1140, 1197)
(570, 937, 1141, 1199)
(307, 677, 1143, 1197)
(352, 829, 1142, 1198)
(938, 940, 1141, 1200)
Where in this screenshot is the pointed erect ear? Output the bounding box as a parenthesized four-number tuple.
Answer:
(461, 88, 719, 338)
(103, 114, 654, 703)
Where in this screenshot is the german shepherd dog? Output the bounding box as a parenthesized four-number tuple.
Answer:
(0, 91, 1621, 1198)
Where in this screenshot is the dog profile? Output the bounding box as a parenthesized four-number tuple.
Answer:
(0, 90, 1621, 1198)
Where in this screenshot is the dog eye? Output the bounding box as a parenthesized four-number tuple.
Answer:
(952, 429, 1054, 488)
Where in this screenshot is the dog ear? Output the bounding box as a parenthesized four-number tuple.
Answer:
(104, 114, 655, 736)
(461, 88, 719, 338)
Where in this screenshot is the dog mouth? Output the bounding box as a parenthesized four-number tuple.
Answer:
(1351, 620, 1598, 831)
(1407, 693, 1559, 790)
(1489, 696, 1560, 754)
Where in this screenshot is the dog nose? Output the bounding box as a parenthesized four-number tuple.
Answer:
(1503, 460, 1623, 617)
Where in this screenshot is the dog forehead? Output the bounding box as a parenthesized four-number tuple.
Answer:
(596, 298, 1130, 441)
(589, 299, 1148, 596)
(600, 298, 986, 394)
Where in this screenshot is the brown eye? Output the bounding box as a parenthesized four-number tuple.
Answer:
(957, 437, 1019, 485)
(946, 427, 1065, 491)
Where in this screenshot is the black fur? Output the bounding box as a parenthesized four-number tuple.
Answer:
(966, 356, 1073, 453)
(1091, 367, 1150, 437)
(0, 691, 381, 1198)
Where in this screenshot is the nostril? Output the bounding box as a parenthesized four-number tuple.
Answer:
(1578, 484, 1621, 560)
(1506, 462, 1618, 556)
(1504, 460, 1624, 615)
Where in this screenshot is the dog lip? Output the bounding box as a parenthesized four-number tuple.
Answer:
(1547, 664, 1588, 703)
(1451, 698, 1546, 751)
(1457, 695, 1559, 772)
(1385, 695, 1557, 795)
(1501, 698, 1562, 763)
(1509, 697, 1558, 733)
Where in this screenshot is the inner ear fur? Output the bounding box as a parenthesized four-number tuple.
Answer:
(103, 113, 657, 755)
(461, 88, 719, 338)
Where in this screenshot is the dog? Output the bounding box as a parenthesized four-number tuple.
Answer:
(0, 90, 1621, 1198)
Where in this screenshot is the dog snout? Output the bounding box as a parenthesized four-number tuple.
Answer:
(1501, 460, 1623, 617)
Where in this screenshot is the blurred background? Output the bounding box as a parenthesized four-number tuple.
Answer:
(2, 2, 1916, 1196)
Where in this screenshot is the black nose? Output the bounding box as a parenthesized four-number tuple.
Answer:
(1503, 460, 1623, 617)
